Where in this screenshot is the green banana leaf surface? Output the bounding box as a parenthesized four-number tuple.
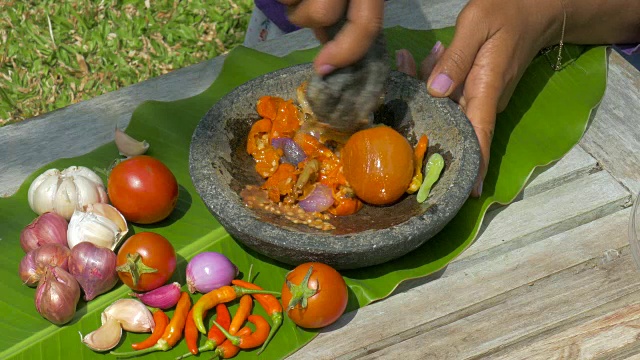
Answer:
(0, 26, 607, 359)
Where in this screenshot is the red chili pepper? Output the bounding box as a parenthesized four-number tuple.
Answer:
(212, 314, 270, 349)
(213, 328, 250, 359)
(176, 303, 232, 360)
(229, 294, 253, 335)
(111, 292, 191, 357)
(192, 285, 280, 335)
(130, 309, 169, 350)
(184, 307, 205, 355)
(231, 279, 283, 354)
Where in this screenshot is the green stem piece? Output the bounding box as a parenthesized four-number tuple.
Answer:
(286, 265, 317, 311)
(110, 339, 169, 358)
(211, 320, 241, 346)
(116, 252, 158, 288)
(417, 153, 445, 203)
(257, 311, 283, 355)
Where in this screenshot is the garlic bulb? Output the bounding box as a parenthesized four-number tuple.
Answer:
(67, 203, 128, 250)
(28, 166, 108, 220)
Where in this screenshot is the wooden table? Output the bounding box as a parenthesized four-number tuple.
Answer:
(2, 1, 640, 358)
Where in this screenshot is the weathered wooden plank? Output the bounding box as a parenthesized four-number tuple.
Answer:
(580, 53, 640, 197)
(488, 296, 640, 360)
(522, 146, 598, 199)
(286, 204, 632, 359)
(353, 210, 636, 360)
(458, 170, 629, 264)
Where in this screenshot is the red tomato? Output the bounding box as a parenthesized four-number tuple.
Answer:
(341, 126, 414, 205)
(116, 232, 177, 292)
(107, 155, 179, 224)
(281, 262, 348, 328)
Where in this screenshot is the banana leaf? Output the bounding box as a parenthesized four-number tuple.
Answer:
(0, 26, 606, 359)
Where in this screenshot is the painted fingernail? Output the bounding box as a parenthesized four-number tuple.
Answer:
(429, 73, 453, 94)
(431, 41, 442, 54)
(395, 50, 406, 69)
(475, 182, 483, 197)
(317, 64, 336, 76)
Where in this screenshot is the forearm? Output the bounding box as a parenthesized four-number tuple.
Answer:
(543, 0, 640, 46)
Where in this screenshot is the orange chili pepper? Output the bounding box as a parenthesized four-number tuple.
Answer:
(246, 118, 272, 155)
(232, 279, 283, 355)
(318, 156, 347, 188)
(111, 292, 191, 357)
(192, 285, 280, 335)
(407, 134, 429, 194)
(229, 295, 253, 335)
(270, 100, 300, 139)
(253, 147, 281, 178)
(213, 314, 271, 349)
(176, 303, 232, 359)
(130, 309, 169, 350)
(213, 329, 250, 359)
(328, 186, 363, 216)
(293, 132, 327, 157)
(262, 163, 297, 202)
(256, 96, 281, 120)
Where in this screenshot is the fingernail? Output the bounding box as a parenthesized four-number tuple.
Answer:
(431, 41, 442, 54)
(395, 50, 406, 69)
(429, 73, 453, 94)
(475, 182, 483, 197)
(317, 64, 336, 76)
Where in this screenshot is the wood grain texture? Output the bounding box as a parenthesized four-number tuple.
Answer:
(522, 146, 598, 199)
(286, 180, 632, 359)
(580, 53, 640, 197)
(356, 210, 636, 360)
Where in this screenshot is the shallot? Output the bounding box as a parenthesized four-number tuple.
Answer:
(35, 266, 80, 325)
(271, 137, 307, 165)
(68, 242, 119, 301)
(186, 252, 238, 294)
(20, 212, 68, 253)
(19, 243, 71, 287)
(130, 282, 181, 309)
(298, 183, 334, 213)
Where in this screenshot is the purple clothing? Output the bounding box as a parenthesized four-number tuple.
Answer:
(619, 43, 640, 55)
(255, 0, 300, 33)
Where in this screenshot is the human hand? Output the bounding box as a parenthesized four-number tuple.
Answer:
(396, 0, 562, 197)
(277, 0, 385, 75)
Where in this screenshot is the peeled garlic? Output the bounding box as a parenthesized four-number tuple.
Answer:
(67, 203, 128, 250)
(102, 299, 155, 332)
(115, 128, 149, 157)
(81, 299, 153, 352)
(28, 166, 108, 220)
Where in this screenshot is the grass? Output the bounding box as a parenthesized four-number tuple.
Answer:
(0, 0, 254, 126)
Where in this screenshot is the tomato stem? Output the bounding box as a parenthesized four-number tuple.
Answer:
(116, 252, 158, 288)
(285, 265, 317, 311)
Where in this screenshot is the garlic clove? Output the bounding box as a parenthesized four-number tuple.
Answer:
(28, 169, 60, 212)
(29, 171, 61, 215)
(62, 166, 104, 186)
(73, 175, 107, 211)
(115, 128, 149, 157)
(85, 203, 128, 246)
(53, 177, 79, 220)
(68, 211, 122, 250)
(81, 316, 123, 352)
(101, 299, 154, 333)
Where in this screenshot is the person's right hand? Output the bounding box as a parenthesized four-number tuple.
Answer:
(396, 0, 563, 197)
(277, 0, 384, 76)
